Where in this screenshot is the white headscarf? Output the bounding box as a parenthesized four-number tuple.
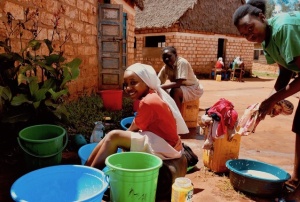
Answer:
(234, 56, 242, 65)
(126, 63, 189, 134)
(218, 57, 224, 65)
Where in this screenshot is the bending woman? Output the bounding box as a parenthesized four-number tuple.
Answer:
(233, 0, 300, 192)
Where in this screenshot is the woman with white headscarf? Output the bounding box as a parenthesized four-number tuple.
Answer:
(86, 63, 189, 169)
(215, 57, 224, 69)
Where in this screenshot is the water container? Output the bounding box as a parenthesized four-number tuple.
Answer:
(11, 165, 108, 202)
(203, 133, 241, 173)
(105, 152, 162, 202)
(171, 177, 193, 202)
(18, 124, 67, 170)
(180, 99, 200, 128)
(99, 90, 123, 111)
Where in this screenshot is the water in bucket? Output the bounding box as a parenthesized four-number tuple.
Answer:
(105, 152, 162, 202)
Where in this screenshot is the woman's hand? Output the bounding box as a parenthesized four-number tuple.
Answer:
(127, 119, 139, 132)
(258, 64, 292, 121)
(258, 98, 276, 122)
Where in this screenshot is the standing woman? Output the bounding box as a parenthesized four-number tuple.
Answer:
(233, 0, 300, 191)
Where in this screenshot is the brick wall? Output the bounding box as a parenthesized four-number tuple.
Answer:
(226, 38, 254, 73)
(0, 0, 136, 99)
(0, 0, 99, 100)
(135, 28, 254, 75)
(125, 9, 135, 66)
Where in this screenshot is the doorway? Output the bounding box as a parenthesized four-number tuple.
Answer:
(217, 38, 227, 65)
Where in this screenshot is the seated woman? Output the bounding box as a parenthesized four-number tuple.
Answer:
(214, 57, 227, 80)
(232, 56, 245, 81)
(85, 63, 189, 169)
(158, 46, 203, 110)
(215, 57, 224, 69)
(234, 56, 245, 69)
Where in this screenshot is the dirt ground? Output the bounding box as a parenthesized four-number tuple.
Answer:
(183, 76, 300, 202)
(1, 71, 300, 201)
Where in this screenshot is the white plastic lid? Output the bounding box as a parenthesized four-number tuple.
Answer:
(174, 177, 192, 188)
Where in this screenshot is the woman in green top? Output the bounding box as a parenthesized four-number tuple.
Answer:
(233, 0, 300, 192)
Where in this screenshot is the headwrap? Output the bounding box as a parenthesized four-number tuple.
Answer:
(126, 63, 189, 134)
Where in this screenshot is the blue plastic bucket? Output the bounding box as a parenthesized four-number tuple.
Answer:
(78, 143, 98, 165)
(10, 165, 108, 202)
(120, 116, 134, 130)
(78, 143, 122, 165)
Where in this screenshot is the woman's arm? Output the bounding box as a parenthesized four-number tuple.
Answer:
(158, 67, 167, 84)
(274, 65, 293, 91)
(259, 57, 300, 120)
(161, 58, 189, 90)
(127, 119, 139, 132)
(158, 67, 184, 90)
(160, 79, 184, 90)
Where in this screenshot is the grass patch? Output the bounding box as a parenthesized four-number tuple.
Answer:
(252, 70, 278, 78)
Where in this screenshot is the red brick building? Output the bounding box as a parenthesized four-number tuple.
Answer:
(134, 0, 254, 76)
(0, 0, 143, 97)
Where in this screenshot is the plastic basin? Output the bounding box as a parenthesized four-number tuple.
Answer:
(11, 165, 109, 202)
(226, 159, 291, 196)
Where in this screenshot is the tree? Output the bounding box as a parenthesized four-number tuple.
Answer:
(266, 0, 276, 18)
(266, 0, 300, 18)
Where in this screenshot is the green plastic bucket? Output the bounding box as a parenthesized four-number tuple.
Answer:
(105, 152, 162, 202)
(18, 124, 67, 170)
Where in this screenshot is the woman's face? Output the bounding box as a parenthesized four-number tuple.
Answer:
(162, 50, 177, 67)
(236, 13, 267, 43)
(123, 70, 149, 100)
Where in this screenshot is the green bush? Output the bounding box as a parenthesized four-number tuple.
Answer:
(0, 8, 81, 124)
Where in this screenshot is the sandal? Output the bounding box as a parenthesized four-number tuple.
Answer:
(285, 179, 300, 193)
